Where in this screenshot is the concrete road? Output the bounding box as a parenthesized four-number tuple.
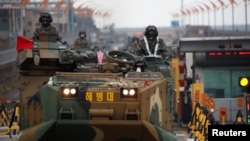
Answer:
(0, 126, 194, 141)
(174, 126, 194, 141)
(0, 135, 18, 141)
(0, 49, 16, 66)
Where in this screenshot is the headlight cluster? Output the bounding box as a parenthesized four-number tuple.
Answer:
(63, 88, 77, 95)
(61, 87, 78, 98)
(121, 88, 137, 98)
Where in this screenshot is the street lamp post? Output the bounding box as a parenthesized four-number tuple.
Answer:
(244, 0, 248, 35)
(231, 1, 235, 31)
(181, 0, 184, 28)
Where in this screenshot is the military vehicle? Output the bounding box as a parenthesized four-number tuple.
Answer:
(16, 33, 177, 141)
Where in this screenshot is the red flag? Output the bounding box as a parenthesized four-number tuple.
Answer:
(55, 0, 65, 10)
(20, 0, 30, 7)
(20, 0, 30, 5)
(218, 0, 226, 7)
(198, 5, 205, 11)
(203, 3, 211, 11)
(185, 9, 192, 15)
(243, 0, 250, 3)
(75, 3, 85, 11)
(40, 0, 49, 8)
(181, 10, 187, 15)
(66, 0, 79, 11)
(191, 7, 199, 13)
(16, 36, 34, 52)
(102, 12, 111, 18)
(210, 0, 218, 10)
(66, 2, 74, 11)
(229, 0, 237, 5)
(171, 12, 180, 18)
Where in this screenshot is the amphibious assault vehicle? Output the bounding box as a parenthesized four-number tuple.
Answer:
(16, 33, 176, 141)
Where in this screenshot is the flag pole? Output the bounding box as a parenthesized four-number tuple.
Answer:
(244, 0, 248, 35)
(231, 1, 235, 31)
(222, 4, 225, 32)
(218, 0, 225, 34)
(181, 0, 184, 27)
(180, 0, 184, 38)
(210, 0, 217, 32)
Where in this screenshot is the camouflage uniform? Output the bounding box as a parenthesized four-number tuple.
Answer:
(137, 37, 168, 58)
(137, 25, 168, 59)
(33, 26, 62, 42)
(32, 12, 62, 42)
(73, 31, 89, 50)
(73, 38, 89, 50)
(128, 43, 140, 56)
(127, 37, 140, 56)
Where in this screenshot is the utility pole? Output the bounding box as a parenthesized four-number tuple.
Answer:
(180, 0, 184, 38)
(181, 0, 184, 28)
(231, 1, 235, 31)
(244, 0, 248, 35)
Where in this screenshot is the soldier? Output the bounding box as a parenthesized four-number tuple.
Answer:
(73, 31, 89, 50)
(137, 25, 168, 60)
(128, 36, 140, 56)
(32, 12, 63, 42)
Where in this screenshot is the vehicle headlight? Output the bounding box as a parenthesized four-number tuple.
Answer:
(129, 89, 135, 96)
(71, 88, 76, 95)
(121, 88, 137, 98)
(63, 88, 70, 95)
(123, 89, 129, 95)
(61, 87, 78, 98)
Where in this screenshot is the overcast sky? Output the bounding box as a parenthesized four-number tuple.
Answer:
(74, 0, 250, 28)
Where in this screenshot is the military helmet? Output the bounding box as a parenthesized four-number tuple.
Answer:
(132, 36, 139, 42)
(79, 31, 86, 37)
(144, 25, 158, 39)
(134, 56, 146, 72)
(39, 12, 53, 24)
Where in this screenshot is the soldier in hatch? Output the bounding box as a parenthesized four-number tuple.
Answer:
(137, 25, 168, 60)
(73, 31, 90, 50)
(32, 12, 63, 42)
(128, 36, 140, 56)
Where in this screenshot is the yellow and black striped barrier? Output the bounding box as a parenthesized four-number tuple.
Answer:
(0, 107, 9, 126)
(0, 101, 20, 138)
(188, 102, 214, 141)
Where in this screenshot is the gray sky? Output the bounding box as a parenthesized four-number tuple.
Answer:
(74, 0, 250, 28)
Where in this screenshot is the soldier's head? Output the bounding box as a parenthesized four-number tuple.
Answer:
(94, 46, 100, 52)
(144, 25, 158, 40)
(79, 31, 86, 39)
(134, 56, 146, 72)
(132, 37, 139, 44)
(39, 12, 53, 27)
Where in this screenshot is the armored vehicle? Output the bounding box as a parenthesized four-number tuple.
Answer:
(16, 33, 176, 141)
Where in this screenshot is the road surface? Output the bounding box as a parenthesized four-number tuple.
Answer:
(0, 126, 194, 141)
